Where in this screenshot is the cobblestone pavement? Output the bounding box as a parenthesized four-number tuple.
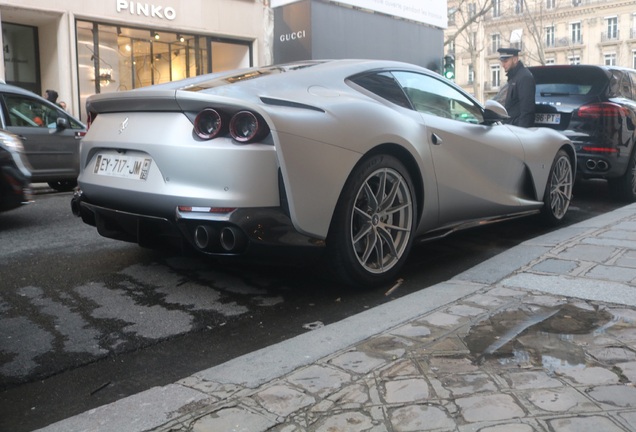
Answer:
(39, 204, 636, 432)
(160, 292, 636, 432)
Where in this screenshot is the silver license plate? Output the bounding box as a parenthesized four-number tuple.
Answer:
(535, 113, 561, 125)
(93, 154, 152, 180)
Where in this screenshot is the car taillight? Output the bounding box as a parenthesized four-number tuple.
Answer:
(581, 146, 618, 153)
(229, 111, 269, 143)
(87, 111, 97, 130)
(578, 102, 628, 118)
(194, 108, 226, 139)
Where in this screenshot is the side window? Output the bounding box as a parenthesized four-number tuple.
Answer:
(392, 71, 483, 124)
(348, 72, 412, 109)
(4, 95, 60, 128)
(613, 70, 632, 99)
(630, 72, 636, 100)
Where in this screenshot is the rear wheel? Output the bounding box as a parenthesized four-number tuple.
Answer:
(327, 154, 416, 288)
(48, 180, 77, 192)
(609, 150, 636, 202)
(540, 149, 573, 225)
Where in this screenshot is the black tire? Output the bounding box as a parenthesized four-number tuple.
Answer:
(540, 149, 573, 225)
(326, 154, 417, 288)
(609, 150, 636, 202)
(47, 180, 77, 192)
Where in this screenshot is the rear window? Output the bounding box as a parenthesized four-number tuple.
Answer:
(349, 72, 412, 108)
(530, 66, 609, 97)
(176, 61, 325, 92)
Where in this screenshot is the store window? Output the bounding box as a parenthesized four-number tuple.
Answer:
(2, 23, 40, 94)
(76, 20, 252, 120)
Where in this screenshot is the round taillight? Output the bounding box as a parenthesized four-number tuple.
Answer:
(229, 111, 268, 143)
(194, 108, 224, 139)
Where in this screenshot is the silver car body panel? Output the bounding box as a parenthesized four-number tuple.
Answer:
(77, 59, 574, 244)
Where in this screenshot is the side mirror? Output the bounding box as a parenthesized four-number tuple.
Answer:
(56, 116, 69, 130)
(482, 100, 509, 125)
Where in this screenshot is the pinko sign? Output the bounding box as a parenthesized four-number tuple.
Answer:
(116, 0, 177, 20)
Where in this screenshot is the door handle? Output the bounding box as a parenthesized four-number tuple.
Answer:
(431, 133, 443, 145)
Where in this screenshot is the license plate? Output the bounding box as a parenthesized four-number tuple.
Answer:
(535, 113, 561, 125)
(93, 154, 152, 180)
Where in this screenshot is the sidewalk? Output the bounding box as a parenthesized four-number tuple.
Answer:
(38, 204, 636, 432)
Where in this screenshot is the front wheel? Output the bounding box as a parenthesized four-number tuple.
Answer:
(540, 149, 573, 225)
(326, 154, 417, 288)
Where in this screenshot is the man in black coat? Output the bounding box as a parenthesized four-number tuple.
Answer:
(496, 47, 536, 127)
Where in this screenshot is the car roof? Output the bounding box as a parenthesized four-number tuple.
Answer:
(528, 64, 636, 74)
(139, 59, 434, 93)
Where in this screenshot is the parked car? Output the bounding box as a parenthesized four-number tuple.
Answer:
(71, 59, 575, 287)
(0, 129, 32, 212)
(0, 83, 86, 191)
(529, 64, 636, 201)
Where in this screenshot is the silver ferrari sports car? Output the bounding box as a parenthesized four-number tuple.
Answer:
(72, 59, 575, 287)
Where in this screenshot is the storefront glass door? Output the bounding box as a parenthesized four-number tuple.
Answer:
(76, 20, 252, 120)
(2, 22, 40, 94)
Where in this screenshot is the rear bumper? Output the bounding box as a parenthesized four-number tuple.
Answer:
(71, 190, 325, 261)
(574, 145, 631, 180)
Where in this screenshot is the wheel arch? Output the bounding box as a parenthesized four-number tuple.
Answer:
(355, 143, 424, 225)
(526, 140, 576, 202)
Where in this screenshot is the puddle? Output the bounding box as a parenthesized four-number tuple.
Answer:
(464, 304, 613, 370)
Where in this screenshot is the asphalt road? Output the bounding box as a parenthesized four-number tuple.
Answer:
(0, 179, 623, 431)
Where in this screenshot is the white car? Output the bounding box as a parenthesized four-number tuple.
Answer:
(72, 59, 575, 287)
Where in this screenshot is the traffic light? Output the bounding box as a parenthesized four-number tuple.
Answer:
(443, 54, 455, 80)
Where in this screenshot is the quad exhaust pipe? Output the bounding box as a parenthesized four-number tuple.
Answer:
(193, 225, 247, 252)
(585, 159, 609, 171)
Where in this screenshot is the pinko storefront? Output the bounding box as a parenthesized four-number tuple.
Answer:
(0, 0, 271, 121)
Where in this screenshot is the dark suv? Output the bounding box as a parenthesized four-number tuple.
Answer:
(0, 83, 86, 191)
(529, 65, 636, 201)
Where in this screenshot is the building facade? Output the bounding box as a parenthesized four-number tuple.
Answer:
(1, 0, 448, 123)
(0, 0, 272, 120)
(445, 0, 636, 102)
(272, 0, 446, 70)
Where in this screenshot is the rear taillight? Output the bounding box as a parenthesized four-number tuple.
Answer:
(581, 146, 618, 153)
(229, 111, 269, 143)
(194, 108, 226, 139)
(193, 108, 269, 143)
(86, 111, 97, 130)
(577, 102, 628, 118)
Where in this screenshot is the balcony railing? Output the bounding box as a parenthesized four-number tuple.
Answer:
(556, 37, 583, 47)
(601, 30, 619, 42)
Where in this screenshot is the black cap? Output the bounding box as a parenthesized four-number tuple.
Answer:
(498, 47, 520, 60)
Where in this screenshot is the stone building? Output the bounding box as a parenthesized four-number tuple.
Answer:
(445, 0, 636, 101)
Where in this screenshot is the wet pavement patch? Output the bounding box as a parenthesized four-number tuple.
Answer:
(464, 303, 613, 368)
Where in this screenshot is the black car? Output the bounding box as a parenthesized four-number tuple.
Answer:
(0, 83, 86, 191)
(529, 65, 636, 201)
(0, 129, 32, 212)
